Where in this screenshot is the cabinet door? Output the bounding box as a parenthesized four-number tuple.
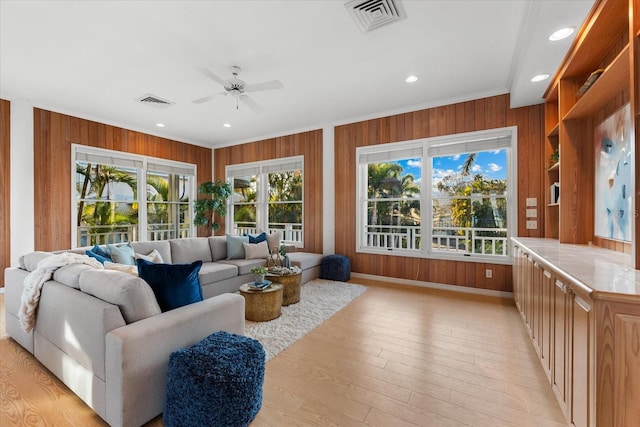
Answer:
(532, 262, 543, 351)
(553, 278, 569, 409)
(524, 257, 534, 331)
(541, 268, 553, 378)
(570, 294, 591, 427)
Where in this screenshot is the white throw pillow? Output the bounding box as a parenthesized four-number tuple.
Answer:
(104, 261, 139, 276)
(266, 231, 281, 253)
(134, 249, 164, 264)
(242, 241, 269, 259)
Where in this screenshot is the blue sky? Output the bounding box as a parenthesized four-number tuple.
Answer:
(397, 149, 507, 185)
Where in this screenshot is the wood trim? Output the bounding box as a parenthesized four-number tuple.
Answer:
(213, 130, 323, 254)
(334, 94, 544, 292)
(33, 109, 213, 251)
(0, 99, 10, 286)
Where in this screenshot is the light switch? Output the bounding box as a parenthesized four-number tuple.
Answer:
(526, 198, 537, 207)
(526, 208, 537, 218)
(526, 220, 538, 229)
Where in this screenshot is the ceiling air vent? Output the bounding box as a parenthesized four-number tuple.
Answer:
(345, 0, 407, 33)
(135, 94, 175, 109)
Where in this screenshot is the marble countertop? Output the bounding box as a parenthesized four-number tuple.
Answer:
(512, 237, 640, 296)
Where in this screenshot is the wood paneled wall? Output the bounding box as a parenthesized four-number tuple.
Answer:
(213, 130, 323, 254)
(334, 94, 545, 292)
(0, 99, 10, 287)
(33, 109, 212, 251)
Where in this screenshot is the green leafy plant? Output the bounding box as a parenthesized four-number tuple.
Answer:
(250, 266, 268, 276)
(193, 180, 232, 233)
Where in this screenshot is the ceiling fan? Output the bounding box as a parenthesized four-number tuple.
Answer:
(193, 65, 283, 113)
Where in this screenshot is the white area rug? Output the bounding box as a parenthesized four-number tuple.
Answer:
(244, 279, 367, 360)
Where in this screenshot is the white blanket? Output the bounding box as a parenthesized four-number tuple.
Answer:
(19, 252, 104, 332)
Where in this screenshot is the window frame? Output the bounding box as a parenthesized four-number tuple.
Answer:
(226, 155, 304, 247)
(356, 126, 517, 264)
(71, 145, 197, 247)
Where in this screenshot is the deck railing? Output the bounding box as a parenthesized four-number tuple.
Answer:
(234, 222, 303, 244)
(365, 224, 508, 256)
(78, 223, 190, 247)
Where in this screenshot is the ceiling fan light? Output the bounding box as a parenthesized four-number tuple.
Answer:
(405, 75, 418, 83)
(155, 123, 165, 127)
(549, 27, 574, 41)
(223, 123, 231, 128)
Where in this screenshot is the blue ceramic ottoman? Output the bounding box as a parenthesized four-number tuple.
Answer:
(320, 254, 351, 281)
(163, 331, 265, 427)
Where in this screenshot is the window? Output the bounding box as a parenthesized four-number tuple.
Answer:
(227, 156, 303, 246)
(73, 146, 196, 247)
(356, 127, 517, 263)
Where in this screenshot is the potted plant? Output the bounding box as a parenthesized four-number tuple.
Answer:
(194, 180, 232, 234)
(250, 266, 268, 284)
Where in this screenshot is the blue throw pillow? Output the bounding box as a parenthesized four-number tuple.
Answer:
(136, 259, 203, 312)
(247, 232, 267, 244)
(226, 234, 249, 260)
(86, 245, 112, 264)
(108, 242, 136, 265)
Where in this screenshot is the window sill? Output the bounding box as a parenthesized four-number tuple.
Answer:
(356, 247, 512, 265)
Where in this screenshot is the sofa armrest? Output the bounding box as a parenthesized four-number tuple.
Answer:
(105, 293, 245, 427)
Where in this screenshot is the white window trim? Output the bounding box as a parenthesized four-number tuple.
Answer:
(71, 144, 197, 247)
(226, 155, 304, 247)
(355, 126, 517, 265)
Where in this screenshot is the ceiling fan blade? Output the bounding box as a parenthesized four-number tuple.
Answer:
(239, 95, 265, 113)
(192, 94, 216, 104)
(244, 80, 283, 92)
(197, 67, 228, 87)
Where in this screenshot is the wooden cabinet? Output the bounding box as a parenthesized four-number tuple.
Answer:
(543, 0, 639, 265)
(512, 240, 640, 427)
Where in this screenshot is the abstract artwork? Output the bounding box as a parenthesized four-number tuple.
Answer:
(594, 104, 633, 241)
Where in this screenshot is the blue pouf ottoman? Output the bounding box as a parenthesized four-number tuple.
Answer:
(163, 331, 265, 427)
(320, 254, 351, 281)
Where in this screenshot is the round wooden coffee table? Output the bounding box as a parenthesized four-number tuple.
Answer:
(267, 272, 302, 305)
(239, 283, 283, 322)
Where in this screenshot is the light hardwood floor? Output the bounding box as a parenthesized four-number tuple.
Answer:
(0, 280, 565, 426)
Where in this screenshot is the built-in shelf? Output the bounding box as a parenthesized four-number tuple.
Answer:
(547, 162, 560, 172)
(548, 203, 559, 207)
(547, 123, 559, 137)
(564, 44, 630, 120)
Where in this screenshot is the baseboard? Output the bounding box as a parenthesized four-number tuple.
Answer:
(350, 272, 513, 299)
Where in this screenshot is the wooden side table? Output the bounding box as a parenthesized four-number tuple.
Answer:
(267, 272, 302, 305)
(239, 283, 283, 322)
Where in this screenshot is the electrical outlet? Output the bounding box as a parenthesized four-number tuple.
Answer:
(526, 208, 537, 218)
(485, 269, 492, 279)
(526, 220, 538, 229)
(526, 197, 537, 207)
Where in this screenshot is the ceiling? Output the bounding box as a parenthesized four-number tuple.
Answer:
(0, 0, 594, 149)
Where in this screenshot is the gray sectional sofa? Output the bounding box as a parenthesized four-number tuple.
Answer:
(4, 236, 323, 427)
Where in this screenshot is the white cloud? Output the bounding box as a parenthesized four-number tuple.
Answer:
(407, 159, 422, 168)
(471, 164, 482, 172)
(488, 163, 502, 172)
(493, 149, 504, 154)
(451, 154, 461, 161)
(433, 168, 455, 178)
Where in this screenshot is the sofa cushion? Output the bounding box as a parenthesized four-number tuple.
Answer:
(243, 241, 269, 259)
(137, 259, 204, 312)
(53, 263, 97, 289)
(170, 238, 213, 264)
(79, 269, 162, 323)
(19, 251, 52, 271)
(208, 236, 227, 261)
(108, 243, 136, 265)
(198, 262, 238, 284)
(288, 252, 324, 271)
(226, 235, 249, 260)
(134, 249, 164, 264)
(130, 241, 172, 264)
(218, 259, 267, 276)
(266, 231, 281, 252)
(86, 245, 112, 264)
(104, 261, 139, 276)
(247, 231, 267, 244)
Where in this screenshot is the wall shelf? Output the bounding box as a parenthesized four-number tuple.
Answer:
(564, 44, 630, 120)
(547, 162, 560, 172)
(547, 123, 559, 137)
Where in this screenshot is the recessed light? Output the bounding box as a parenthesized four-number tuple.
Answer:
(531, 74, 550, 82)
(155, 123, 165, 128)
(549, 27, 574, 41)
(223, 123, 231, 128)
(405, 75, 418, 83)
